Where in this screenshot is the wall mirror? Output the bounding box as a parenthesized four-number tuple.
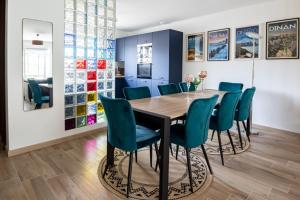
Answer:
(22, 19, 53, 111)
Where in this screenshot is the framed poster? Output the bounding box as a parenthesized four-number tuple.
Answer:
(266, 18, 299, 59)
(235, 25, 260, 59)
(187, 33, 205, 61)
(207, 28, 230, 61)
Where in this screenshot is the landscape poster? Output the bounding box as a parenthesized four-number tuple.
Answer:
(235, 25, 260, 59)
(266, 18, 299, 59)
(207, 28, 230, 61)
(187, 33, 204, 61)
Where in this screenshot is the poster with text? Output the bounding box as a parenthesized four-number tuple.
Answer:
(207, 28, 230, 61)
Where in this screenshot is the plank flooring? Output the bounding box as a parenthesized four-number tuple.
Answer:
(0, 127, 299, 200)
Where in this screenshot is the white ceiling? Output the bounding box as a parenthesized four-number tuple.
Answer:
(23, 19, 53, 41)
(116, 0, 277, 32)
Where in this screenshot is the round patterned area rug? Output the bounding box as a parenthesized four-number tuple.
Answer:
(204, 130, 250, 155)
(98, 148, 212, 200)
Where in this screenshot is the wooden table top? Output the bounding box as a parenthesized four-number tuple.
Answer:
(129, 89, 225, 120)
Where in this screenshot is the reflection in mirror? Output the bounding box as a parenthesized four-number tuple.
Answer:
(22, 19, 53, 111)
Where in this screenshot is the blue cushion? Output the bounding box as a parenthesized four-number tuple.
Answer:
(41, 96, 50, 102)
(136, 125, 160, 149)
(219, 82, 243, 92)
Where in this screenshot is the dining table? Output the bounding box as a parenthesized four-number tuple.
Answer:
(106, 89, 244, 199)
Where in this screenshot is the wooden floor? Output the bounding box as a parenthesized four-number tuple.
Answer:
(0, 127, 300, 200)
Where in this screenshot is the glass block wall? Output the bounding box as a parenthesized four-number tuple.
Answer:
(64, 0, 116, 130)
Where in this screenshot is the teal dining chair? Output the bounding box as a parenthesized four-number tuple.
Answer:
(28, 79, 50, 109)
(235, 87, 256, 148)
(123, 86, 157, 167)
(156, 95, 218, 192)
(158, 83, 181, 96)
(100, 95, 160, 198)
(218, 82, 243, 92)
(209, 91, 242, 165)
(179, 82, 196, 92)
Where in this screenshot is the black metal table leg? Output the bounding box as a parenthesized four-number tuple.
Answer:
(159, 117, 171, 200)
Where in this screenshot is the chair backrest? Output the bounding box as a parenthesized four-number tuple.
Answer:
(28, 79, 42, 104)
(217, 91, 242, 131)
(158, 83, 180, 96)
(100, 95, 137, 152)
(179, 82, 196, 92)
(123, 86, 151, 100)
(185, 95, 219, 148)
(47, 77, 53, 84)
(219, 82, 243, 92)
(236, 87, 256, 121)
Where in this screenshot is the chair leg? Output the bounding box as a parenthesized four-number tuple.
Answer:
(211, 130, 216, 141)
(201, 145, 213, 174)
(135, 150, 138, 163)
(175, 145, 179, 160)
(185, 148, 194, 193)
(149, 145, 153, 168)
(242, 121, 251, 142)
(170, 144, 174, 156)
(154, 143, 160, 171)
(227, 130, 236, 155)
(127, 152, 133, 198)
(236, 121, 243, 150)
(217, 131, 224, 166)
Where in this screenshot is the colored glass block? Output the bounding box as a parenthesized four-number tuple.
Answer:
(97, 113, 106, 123)
(65, 95, 75, 106)
(87, 82, 97, 91)
(76, 59, 87, 69)
(76, 48, 86, 58)
(77, 105, 86, 116)
(106, 60, 114, 69)
(87, 93, 97, 102)
(107, 91, 113, 98)
(107, 70, 113, 79)
(87, 59, 97, 70)
(65, 84, 74, 93)
(87, 71, 96, 80)
(87, 114, 97, 125)
(65, 70, 75, 83)
(98, 71, 105, 80)
(77, 83, 85, 92)
(98, 81, 104, 90)
(77, 116, 86, 128)
(65, 118, 76, 130)
(97, 103, 104, 113)
(97, 60, 106, 69)
(97, 38, 106, 48)
(107, 81, 113, 89)
(107, 39, 115, 49)
(87, 49, 96, 59)
(64, 58, 75, 69)
(77, 93, 86, 104)
(64, 34, 75, 46)
(65, 107, 75, 118)
(76, 71, 86, 83)
(107, 49, 115, 60)
(87, 103, 97, 115)
(107, 29, 115, 40)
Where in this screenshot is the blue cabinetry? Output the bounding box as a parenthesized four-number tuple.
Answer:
(116, 29, 183, 97)
(116, 38, 125, 61)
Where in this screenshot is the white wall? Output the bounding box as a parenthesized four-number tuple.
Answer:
(6, 0, 105, 150)
(119, 0, 300, 133)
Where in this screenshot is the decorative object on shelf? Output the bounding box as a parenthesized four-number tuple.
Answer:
(266, 18, 299, 59)
(64, 0, 116, 130)
(207, 28, 230, 61)
(235, 25, 260, 59)
(187, 33, 205, 61)
(199, 70, 207, 92)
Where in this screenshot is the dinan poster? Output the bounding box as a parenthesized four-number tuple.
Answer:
(266, 18, 299, 59)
